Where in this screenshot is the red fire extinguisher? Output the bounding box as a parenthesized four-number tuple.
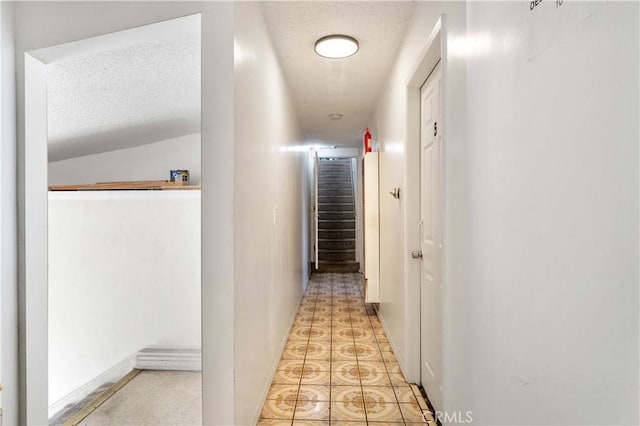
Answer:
(364, 128, 372, 153)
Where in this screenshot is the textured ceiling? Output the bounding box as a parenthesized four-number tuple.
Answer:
(40, 4, 414, 160)
(261, 1, 416, 147)
(43, 15, 200, 161)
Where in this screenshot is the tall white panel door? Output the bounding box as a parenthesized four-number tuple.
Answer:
(419, 61, 443, 411)
(314, 151, 319, 268)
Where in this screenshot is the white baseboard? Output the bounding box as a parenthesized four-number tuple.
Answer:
(135, 347, 202, 371)
(48, 352, 137, 419)
(48, 347, 202, 420)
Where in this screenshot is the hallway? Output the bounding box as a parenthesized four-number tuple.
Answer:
(1, 2, 638, 424)
(258, 273, 435, 425)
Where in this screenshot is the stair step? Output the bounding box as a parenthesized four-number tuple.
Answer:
(318, 220, 355, 230)
(319, 173, 350, 177)
(319, 230, 355, 239)
(319, 250, 356, 261)
(319, 189, 352, 196)
(318, 186, 352, 192)
(319, 168, 350, 173)
(319, 176, 350, 180)
(319, 178, 350, 181)
(318, 208, 353, 212)
(318, 187, 351, 192)
(318, 203, 353, 212)
(319, 169, 351, 173)
(319, 211, 355, 220)
(318, 181, 351, 186)
(318, 240, 356, 250)
(318, 180, 352, 186)
(318, 202, 353, 208)
(319, 196, 353, 204)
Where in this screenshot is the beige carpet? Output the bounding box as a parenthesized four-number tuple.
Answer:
(77, 370, 202, 425)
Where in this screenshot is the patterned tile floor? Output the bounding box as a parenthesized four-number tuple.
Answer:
(258, 273, 436, 425)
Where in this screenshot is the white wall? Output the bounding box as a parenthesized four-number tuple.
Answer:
(233, 3, 307, 424)
(372, 1, 638, 424)
(0, 2, 19, 425)
(48, 191, 201, 413)
(316, 146, 362, 158)
(15, 3, 235, 424)
(460, 2, 638, 424)
(48, 133, 201, 186)
(370, 0, 468, 388)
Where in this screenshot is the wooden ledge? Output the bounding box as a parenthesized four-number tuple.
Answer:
(49, 180, 201, 191)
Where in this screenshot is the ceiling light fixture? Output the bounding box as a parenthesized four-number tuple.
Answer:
(314, 35, 359, 59)
(328, 113, 343, 120)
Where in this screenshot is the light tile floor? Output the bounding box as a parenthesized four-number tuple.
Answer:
(258, 273, 437, 425)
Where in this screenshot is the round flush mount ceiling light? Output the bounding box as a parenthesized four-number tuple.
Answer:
(329, 113, 343, 120)
(314, 35, 359, 59)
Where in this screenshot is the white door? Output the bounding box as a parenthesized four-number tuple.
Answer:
(419, 61, 443, 411)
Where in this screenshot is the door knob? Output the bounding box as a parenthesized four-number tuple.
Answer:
(411, 250, 423, 259)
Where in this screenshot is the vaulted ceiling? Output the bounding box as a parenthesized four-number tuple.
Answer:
(40, 15, 200, 162)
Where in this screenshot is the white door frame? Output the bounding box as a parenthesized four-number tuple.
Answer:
(21, 10, 235, 424)
(418, 60, 443, 410)
(403, 16, 447, 389)
(315, 151, 364, 272)
(23, 53, 49, 425)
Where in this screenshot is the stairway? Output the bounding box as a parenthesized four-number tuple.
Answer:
(316, 158, 360, 272)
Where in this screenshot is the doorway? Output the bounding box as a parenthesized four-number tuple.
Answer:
(315, 156, 360, 273)
(403, 16, 445, 413)
(419, 60, 443, 411)
(310, 148, 364, 274)
(26, 14, 203, 425)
